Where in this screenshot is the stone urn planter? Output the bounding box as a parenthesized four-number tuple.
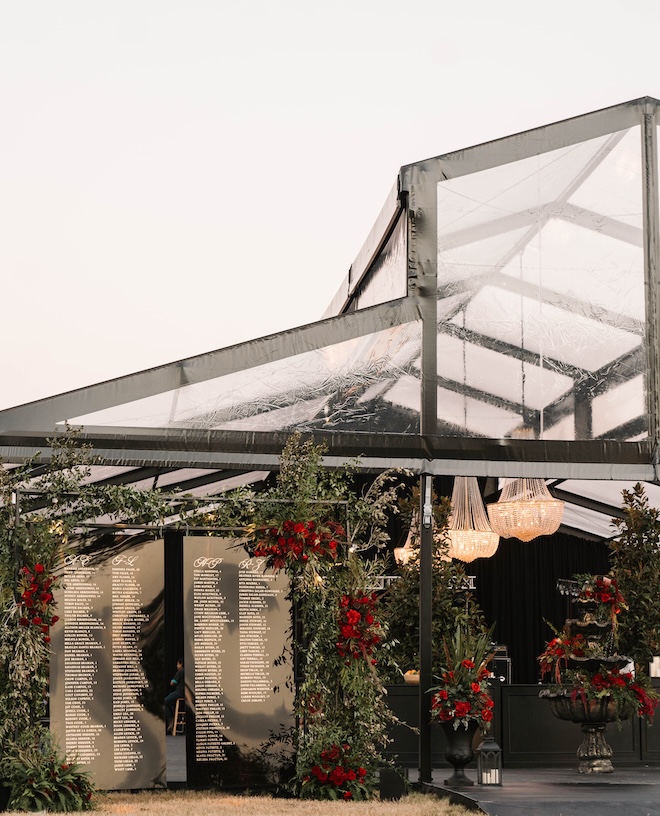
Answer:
(539, 689, 633, 774)
(439, 720, 480, 788)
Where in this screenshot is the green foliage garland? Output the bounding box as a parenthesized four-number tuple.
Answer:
(0, 430, 169, 811)
(609, 483, 660, 673)
(239, 433, 405, 800)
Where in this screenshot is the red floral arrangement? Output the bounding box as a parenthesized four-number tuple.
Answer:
(539, 573, 659, 723)
(538, 633, 588, 684)
(580, 575, 625, 610)
(253, 519, 344, 572)
(17, 563, 59, 643)
(430, 626, 495, 731)
(571, 667, 658, 721)
(575, 574, 627, 627)
(302, 743, 368, 800)
(336, 592, 381, 665)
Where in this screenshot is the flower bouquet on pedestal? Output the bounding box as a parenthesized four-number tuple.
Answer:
(430, 625, 495, 787)
(539, 574, 658, 774)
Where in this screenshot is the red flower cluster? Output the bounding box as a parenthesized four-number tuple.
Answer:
(580, 575, 626, 615)
(18, 563, 59, 643)
(306, 743, 367, 799)
(336, 592, 381, 665)
(584, 669, 659, 721)
(538, 634, 587, 684)
(431, 651, 494, 730)
(431, 674, 494, 728)
(253, 519, 344, 572)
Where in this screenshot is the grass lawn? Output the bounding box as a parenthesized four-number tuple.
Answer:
(1, 790, 474, 816)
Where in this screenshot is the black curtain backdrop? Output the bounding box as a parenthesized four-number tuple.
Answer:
(471, 533, 610, 684)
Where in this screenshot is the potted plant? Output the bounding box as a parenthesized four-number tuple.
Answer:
(538, 574, 658, 774)
(429, 625, 495, 787)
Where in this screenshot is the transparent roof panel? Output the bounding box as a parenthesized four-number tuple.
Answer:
(568, 127, 643, 225)
(438, 334, 573, 411)
(436, 125, 646, 442)
(68, 321, 423, 435)
(353, 213, 407, 310)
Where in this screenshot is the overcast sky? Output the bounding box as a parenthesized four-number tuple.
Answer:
(0, 0, 657, 410)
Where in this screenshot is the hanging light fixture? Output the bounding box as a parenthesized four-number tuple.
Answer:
(393, 520, 416, 566)
(487, 477, 564, 542)
(447, 477, 499, 563)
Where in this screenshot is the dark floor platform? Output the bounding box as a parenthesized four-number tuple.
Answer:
(421, 766, 660, 816)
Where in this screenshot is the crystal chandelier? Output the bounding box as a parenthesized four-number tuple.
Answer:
(447, 477, 500, 563)
(487, 477, 564, 542)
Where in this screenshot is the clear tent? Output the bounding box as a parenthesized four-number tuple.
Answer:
(3, 96, 660, 536)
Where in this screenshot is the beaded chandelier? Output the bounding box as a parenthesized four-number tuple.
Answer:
(487, 477, 564, 542)
(447, 477, 500, 563)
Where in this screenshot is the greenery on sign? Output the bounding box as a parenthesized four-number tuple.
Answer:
(3, 731, 97, 812)
(220, 433, 407, 801)
(608, 483, 660, 673)
(0, 430, 168, 811)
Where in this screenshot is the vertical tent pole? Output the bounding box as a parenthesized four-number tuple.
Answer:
(419, 473, 433, 783)
(642, 102, 660, 457)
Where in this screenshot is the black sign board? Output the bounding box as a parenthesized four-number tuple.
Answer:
(50, 536, 165, 790)
(183, 536, 294, 788)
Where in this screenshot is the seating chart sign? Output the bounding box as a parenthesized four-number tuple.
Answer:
(183, 536, 294, 788)
(50, 537, 165, 790)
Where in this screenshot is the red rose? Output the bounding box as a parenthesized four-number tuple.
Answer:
(481, 708, 493, 721)
(32, 617, 42, 626)
(34, 564, 45, 574)
(343, 791, 352, 799)
(50, 615, 59, 624)
(438, 689, 449, 700)
(454, 701, 471, 718)
(330, 767, 346, 786)
(461, 659, 475, 669)
(471, 682, 481, 693)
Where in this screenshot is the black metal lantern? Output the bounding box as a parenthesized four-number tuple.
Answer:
(477, 734, 502, 785)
